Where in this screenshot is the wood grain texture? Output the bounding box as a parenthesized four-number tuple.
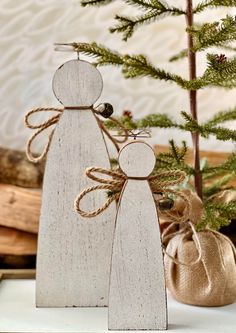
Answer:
(0, 184, 40, 233)
(109, 141, 167, 330)
(0, 147, 44, 188)
(0, 226, 37, 255)
(36, 60, 116, 307)
(0, 269, 36, 280)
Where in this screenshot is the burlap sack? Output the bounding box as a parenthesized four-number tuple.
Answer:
(164, 228, 236, 306)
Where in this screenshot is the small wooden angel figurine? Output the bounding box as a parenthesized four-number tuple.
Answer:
(75, 139, 184, 330)
(26, 58, 117, 307)
(108, 140, 167, 330)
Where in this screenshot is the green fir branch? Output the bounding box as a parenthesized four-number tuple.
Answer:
(124, 0, 177, 12)
(72, 42, 123, 66)
(187, 53, 236, 89)
(72, 42, 188, 86)
(155, 140, 194, 175)
(71, 43, 236, 90)
(81, 0, 114, 6)
(180, 111, 236, 141)
(137, 113, 178, 128)
(110, 12, 162, 41)
(194, 0, 236, 14)
(206, 107, 236, 127)
(203, 174, 235, 196)
(110, 1, 185, 40)
(169, 49, 188, 62)
(197, 201, 236, 231)
(188, 16, 236, 52)
(202, 153, 236, 175)
(121, 54, 186, 84)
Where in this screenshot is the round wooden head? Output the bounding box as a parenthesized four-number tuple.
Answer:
(52, 60, 103, 107)
(118, 141, 156, 178)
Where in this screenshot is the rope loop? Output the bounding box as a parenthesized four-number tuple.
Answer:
(25, 108, 63, 163)
(25, 106, 129, 163)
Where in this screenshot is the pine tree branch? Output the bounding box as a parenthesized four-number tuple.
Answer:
(81, 0, 114, 6)
(155, 140, 194, 175)
(73, 43, 236, 90)
(169, 49, 188, 62)
(197, 201, 236, 231)
(121, 54, 186, 84)
(203, 53, 236, 88)
(194, 0, 236, 14)
(104, 113, 178, 130)
(110, 12, 160, 41)
(137, 113, 178, 128)
(188, 16, 236, 52)
(124, 0, 185, 14)
(203, 174, 235, 196)
(186, 54, 236, 89)
(72, 42, 124, 65)
(202, 153, 236, 175)
(169, 44, 236, 63)
(73, 42, 186, 83)
(206, 106, 236, 127)
(109, 1, 185, 40)
(181, 111, 236, 141)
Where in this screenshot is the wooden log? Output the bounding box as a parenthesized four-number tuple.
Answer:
(0, 226, 37, 255)
(0, 256, 36, 269)
(0, 147, 44, 188)
(0, 269, 36, 279)
(0, 184, 40, 233)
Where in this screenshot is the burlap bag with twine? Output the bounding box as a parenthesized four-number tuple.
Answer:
(161, 189, 236, 307)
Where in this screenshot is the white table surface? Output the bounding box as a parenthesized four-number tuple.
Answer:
(0, 279, 235, 333)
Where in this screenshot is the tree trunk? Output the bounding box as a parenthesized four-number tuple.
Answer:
(186, 0, 203, 199)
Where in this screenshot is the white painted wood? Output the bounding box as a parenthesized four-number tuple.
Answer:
(109, 141, 167, 330)
(3, 280, 236, 333)
(36, 60, 116, 307)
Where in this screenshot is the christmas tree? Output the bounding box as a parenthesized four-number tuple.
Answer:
(72, 0, 236, 230)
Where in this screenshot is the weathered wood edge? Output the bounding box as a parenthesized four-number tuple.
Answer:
(0, 269, 36, 280)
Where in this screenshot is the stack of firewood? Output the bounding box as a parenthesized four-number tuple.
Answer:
(0, 147, 43, 268)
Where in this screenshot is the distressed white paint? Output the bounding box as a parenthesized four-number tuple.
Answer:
(108, 141, 167, 330)
(36, 60, 116, 307)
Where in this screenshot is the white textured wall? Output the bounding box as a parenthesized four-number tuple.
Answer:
(0, 0, 235, 153)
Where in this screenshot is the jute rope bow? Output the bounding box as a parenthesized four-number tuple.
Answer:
(25, 106, 128, 163)
(75, 167, 190, 222)
(74, 167, 209, 266)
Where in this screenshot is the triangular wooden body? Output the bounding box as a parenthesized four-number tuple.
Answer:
(36, 60, 116, 307)
(108, 141, 167, 330)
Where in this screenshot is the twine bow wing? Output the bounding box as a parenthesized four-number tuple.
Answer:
(75, 167, 127, 218)
(25, 108, 63, 163)
(25, 107, 128, 163)
(75, 167, 190, 223)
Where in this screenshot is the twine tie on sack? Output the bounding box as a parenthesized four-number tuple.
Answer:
(25, 106, 128, 163)
(74, 167, 203, 266)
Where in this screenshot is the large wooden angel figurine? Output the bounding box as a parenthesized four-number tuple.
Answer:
(25, 56, 119, 307)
